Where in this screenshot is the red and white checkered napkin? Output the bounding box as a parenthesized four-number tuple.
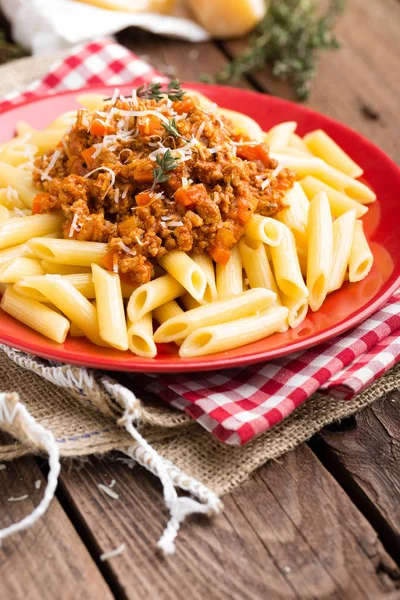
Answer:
(2, 39, 399, 445)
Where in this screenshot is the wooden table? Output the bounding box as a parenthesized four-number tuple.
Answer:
(1, 1, 400, 598)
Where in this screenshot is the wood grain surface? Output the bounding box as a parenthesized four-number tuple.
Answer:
(1, 0, 400, 598)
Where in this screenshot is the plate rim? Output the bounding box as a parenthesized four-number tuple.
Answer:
(0, 82, 399, 372)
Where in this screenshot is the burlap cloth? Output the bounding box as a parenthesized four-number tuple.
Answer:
(0, 55, 399, 500)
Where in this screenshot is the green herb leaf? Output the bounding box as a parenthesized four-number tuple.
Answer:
(167, 79, 186, 102)
(153, 149, 180, 185)
(161, 117, 189, 142)
(204, 0, 344, 101)
(136, 79, 186, 103)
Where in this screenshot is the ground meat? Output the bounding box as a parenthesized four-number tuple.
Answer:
(31, 92, 294, 284)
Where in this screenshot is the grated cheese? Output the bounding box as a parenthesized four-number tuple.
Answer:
(196, 121, 206, 138)
(68, 212, 81, 238)
(135, 236, 144, 246)
(118, 241, 136, 256)
(114, 188, 120, 205)
(84, 166, 116, 200)
(6, 186, 19, 202)
(261, 178, 271, 190)
(168, 221, 184, 227)
(110, 107, 170, 125)
(35, 480, 41, 490)
(98, 483, 119, 500)
(112, 253, 119, 273)
(8, 495, 29, 502)
(13, 207, 27, 217)
(41, 149, 61, 181)
(121, 185, 129, 199)
(131, 89, 138, 108)
(272, 163, 284, 178)
(209, 145, 225, 155)
(110, 88, 120, 105)
(100, 543, 125, 562)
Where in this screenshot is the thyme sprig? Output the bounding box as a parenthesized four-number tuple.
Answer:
(161, 118, 189, 142)
(136, 79, 186, 102)
(204, 0, 344, 101)
(153, 149, 180, 186)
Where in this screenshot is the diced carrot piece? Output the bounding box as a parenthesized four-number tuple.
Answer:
(236, 195, 258, 224)
(172, 97, 195, 115)
(133, 167, 154, 183)
(101, 250, 115, 271)
(89, 119, 115, 137)
(236, 143, 271, 166)
(32, 193, 48, 215)
(137, 115, 161, 136)
(218, 228, 236, 246)
(209, 244, 231, 266)
(81, 146, 96, 170)
(174, 183, 207, 207)
(135, 191, 153, 206)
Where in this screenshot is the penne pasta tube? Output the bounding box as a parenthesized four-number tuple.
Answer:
(276, 182, 309, 248)
(29, 130, 64, 154)
(272, 153, 375, 204)
(158, 250, 206, 302)
(25, 275, 105, 345)
(179, 306, 289, 357)
(70, 322, 85, 337)
(190, 253, 217, 302)
(13, 281, 48, 302)
(1, 286, 69, 343)
(92, 264, 128, 351)
(0, 163, 38, 208)
(303, 129, 363, 178)
(28, 238, 108, 266)
(281, 294, 308, 329)
(0, 214, 63, 249)
(216, 108, 264, 141)
(128, 274, 185, 323)
(0, 243, 35, 266)
(0, 187, 26, 210)
(328, 209, 357, 293)
(239, 236, 281, 304)
(153, 300, 184, 324)
(266, 121, 297, 150)
(300, 177, 368, 218)
(76, 93, 105, 111)
(0, 143, 38, 168)
(244, 214, 285, 246)
(180, 293, 201, 311)
(15, 121, 37, 137)
(0, 205, 9, 222)
(154, 287, 276, 343)
(306, 192, 333, 312)
(127, 314, 157, 358)
(41, 260, 91, 274)
(348, 220, 374, 282)
(215, 243, 243, 300)
(289, 133, 313, 155)
(270, 224, 309, 300)
(0, 257, 44, 283)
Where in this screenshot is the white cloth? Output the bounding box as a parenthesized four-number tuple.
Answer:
(0, 0, 210, 55)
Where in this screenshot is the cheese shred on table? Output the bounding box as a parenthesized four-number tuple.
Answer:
(32, 88, 294, 285)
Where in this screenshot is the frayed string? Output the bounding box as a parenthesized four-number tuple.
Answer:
(0, 393, 60, 544)
(116, 386, 221, 555)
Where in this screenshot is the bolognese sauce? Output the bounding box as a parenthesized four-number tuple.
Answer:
(32, 82, 295, 285)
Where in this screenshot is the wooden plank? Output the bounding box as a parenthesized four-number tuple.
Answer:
(222, 0, 400, 162)
(0, 456, 113, 600)
(313, 392, 400, 558)
(58, 443, 398, 599)
(116, 28, 250, 87)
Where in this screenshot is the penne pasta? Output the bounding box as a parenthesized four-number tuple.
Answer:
(216, 108, 264, 141)
(300, 176, 368, 218)
(128, 274, 185, 323)
(179, 306, 289, 357)
(127, 314, 157, 358)
(276, 182, 309, 249)
(272, 153, 375, 203)
(153, 300, 184, 324)
(190, 252, 217, 302)
(215, 243, 243, 300)
(244, 214, 285, 246)
(0, 214, 63, 250)
(266, 121, 297, 150)
(348, 220, 374, 282)
(0, 163, 38, 208)
(158, 250, 206, 302)
(0, 243, 35, 267)
(0, 187, 26, 210)
(180, 293, 201, 311)
(41, 260, 91, 274)
(154, 288, 276, 343)
(270, 224, 309, 300)
(1, 286, 69, 343)
(28, 238, 108, 266)
(13, 281, 48, 302)
(281, 294, 308, 329)
(304, 129, 363, 178)
(328, 209, 357, 293)
(92, 264, 128, 351)
(76, 93, 105, 111)
(0, 257, 44, 283)
(289, 133, 313, 155)
(25, 275, 105, 345)
(238, 236, 281, 304)
(306, 192, 333, 311)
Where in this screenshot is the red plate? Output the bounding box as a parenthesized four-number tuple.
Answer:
(0, 84, 399, 372)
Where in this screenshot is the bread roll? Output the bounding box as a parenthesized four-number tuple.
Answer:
(74, 0, 175, 14)
(185, 0, 267, 38)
